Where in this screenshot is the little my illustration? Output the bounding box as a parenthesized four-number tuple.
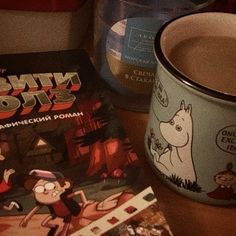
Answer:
(207, 162, 236, 200)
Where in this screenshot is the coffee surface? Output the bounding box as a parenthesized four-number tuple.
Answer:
(168, 36, 236, 96)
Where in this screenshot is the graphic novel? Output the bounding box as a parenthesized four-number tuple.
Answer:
(0, 50, 173, 236)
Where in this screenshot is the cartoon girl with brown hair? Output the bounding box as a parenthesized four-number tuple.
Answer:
(0, 148, 23, 212)
(207, 163, 236, 200)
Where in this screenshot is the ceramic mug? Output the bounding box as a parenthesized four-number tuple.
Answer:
(145, 12, 236, 205)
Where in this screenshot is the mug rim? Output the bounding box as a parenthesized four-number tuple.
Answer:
(154, 12, 236, 103)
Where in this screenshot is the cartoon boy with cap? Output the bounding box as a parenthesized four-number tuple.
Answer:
(20, 169, 89, 236)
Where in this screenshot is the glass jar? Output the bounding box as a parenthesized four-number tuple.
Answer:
(94, 0, 215, 112)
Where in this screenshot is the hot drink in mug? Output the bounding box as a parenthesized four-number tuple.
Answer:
(145, 12, 236, 205)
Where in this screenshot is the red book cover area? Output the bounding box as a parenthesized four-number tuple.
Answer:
(0, 50, 173, 236)
(214, 0, 236, 13)
(0, 0, 86, 11)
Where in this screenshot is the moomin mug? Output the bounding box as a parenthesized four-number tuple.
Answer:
(145, 12, 236, 205)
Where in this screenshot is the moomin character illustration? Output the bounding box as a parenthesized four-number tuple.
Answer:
(150, 101, 197, 188)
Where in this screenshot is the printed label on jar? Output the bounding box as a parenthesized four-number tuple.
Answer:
(106, 17, 165, 95)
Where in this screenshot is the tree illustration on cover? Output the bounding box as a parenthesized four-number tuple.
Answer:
(74, 95, 139, 181)
(149, 100, 202, 192)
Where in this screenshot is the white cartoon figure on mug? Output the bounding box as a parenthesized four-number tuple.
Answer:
(149, 100, 200, 191)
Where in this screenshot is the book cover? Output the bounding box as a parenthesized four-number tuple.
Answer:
(0, 50, 173, 236)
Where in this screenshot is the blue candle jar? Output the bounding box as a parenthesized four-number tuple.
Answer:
(94, 0, 215, 112)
